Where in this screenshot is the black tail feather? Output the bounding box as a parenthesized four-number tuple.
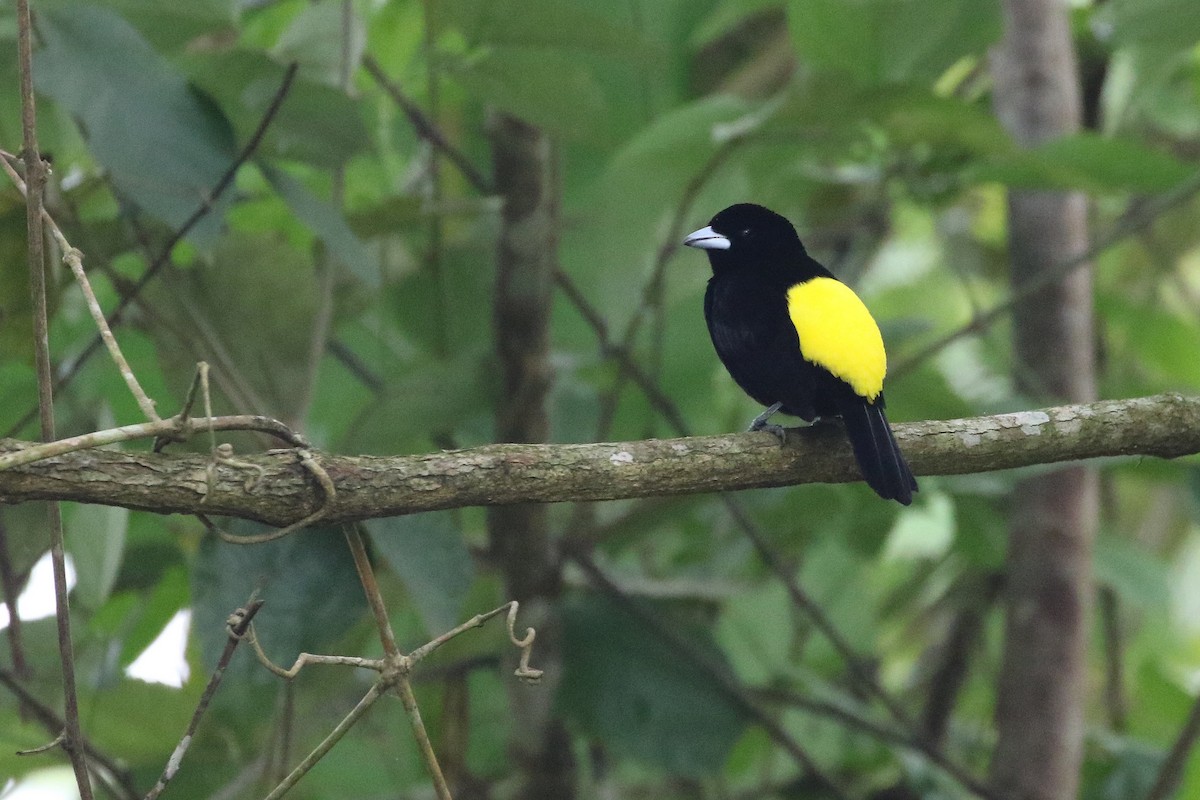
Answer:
(839, 400, 917, 505)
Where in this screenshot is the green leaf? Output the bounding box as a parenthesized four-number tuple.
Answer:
(263, 165, 377, 287)
(716, 579, 793, 684)
(341, 351, 490, 454)
(1108, 0, 1200, 49)
(786, 0, 1000, 86)
(147, 232, 318, 422)
(560, 594, 748, 776)
(883, 491, 955, 561)
(979, 134, 1195, 193)
(1099, 290, 1200, 389)
(564, 94, 756, 331)
(272, 0, 366, 86)
(451, 47, 610, 142)
(183, 49, 372, 168)
(437, 0, 652, 55)
(83, 0, 236, 50)
(690, 0, 784, 48)
(365, 513, 474, 637)
(83, 678, 204, 761)
(1083, 734, 1164, 800)
(190, 525, 366, 689)
(64, 501, 129, 609)
(1094, 532, 1170, 610)
(35, 6, 237, 240)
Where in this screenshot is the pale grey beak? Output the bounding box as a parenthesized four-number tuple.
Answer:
(683, 225, 730, 250)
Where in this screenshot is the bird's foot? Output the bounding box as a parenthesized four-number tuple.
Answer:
(755, 422, 787, 444)
(748, 402, 786, 444)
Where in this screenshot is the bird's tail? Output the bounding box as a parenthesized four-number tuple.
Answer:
(839, 399, 917, 505)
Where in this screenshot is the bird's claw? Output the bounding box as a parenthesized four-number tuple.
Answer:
(747, 401, 785, 443)
(751, 422, 787, 444)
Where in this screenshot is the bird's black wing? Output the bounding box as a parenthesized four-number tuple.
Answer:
(705, 276, 819, 415)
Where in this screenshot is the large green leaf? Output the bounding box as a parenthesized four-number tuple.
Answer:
(365, 513, 474, 637)
(451, 47, 612, 142)
(436, 0, 653, 55)
(64, 501, 129, 609)
(272, 0, 366, 86)
(563, 94, 756, 331)
(83, 0, 236, 50)
(147, 232, 318, 422)
(263, 164, 377, 287)
(716, 579, 793, 684)
(35, 5, 237, 240)
(1094, 532, 1170, 610)
(190, 525, 367, 688)
(786, 0, 1000, 86)
(560, 594, 748, 776)
(340, 350, 490, 454)
(1108, 0, 1200, 49)
(1099, 290, 1200, 390)
(183, 49, 372, 168)
(979, 134, 1196, 193)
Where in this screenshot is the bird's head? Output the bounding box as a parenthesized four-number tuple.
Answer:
(683, 203, 806, 273)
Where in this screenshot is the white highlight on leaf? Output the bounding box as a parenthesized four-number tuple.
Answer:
(126, 609, 192, 688)
(0, 552, 76, 630)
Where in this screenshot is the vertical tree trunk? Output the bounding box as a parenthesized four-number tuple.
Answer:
(487, 111, 575, 799)
(989, 2, 1100, 799)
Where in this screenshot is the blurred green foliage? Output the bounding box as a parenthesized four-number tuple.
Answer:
(1, 0, 1200, 797)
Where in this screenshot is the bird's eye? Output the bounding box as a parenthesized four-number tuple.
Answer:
(740, 228, 754, 239)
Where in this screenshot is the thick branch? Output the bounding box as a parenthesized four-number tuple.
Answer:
(0, 395, 1196, 525)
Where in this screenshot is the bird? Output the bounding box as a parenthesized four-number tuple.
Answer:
(683, 203, 917, 505)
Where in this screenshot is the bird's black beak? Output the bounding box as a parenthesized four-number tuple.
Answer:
(683, 225, 731, 251)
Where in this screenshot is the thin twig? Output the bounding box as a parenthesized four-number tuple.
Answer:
(15, 0, 93, 795)
(0, 158, 160, 422)
(344, 523, 401, 657)
(243, 597, 539, 800)
(396, 675, 454, 800)
(1099, 586, 1127, 732)
(261, 682, 386, 800)
(243, 625, 383, 679)
(364, 54, 492, 194)
(143, 597, 266, 800)
(0, 669, 138, 800)
(0, 414, 308, 471)
(1144, 692, 1200, 800)
(590, 141, 741, 436)
(554, 270, 690, 434)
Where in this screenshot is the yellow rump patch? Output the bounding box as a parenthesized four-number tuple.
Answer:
(786, 277, 886, 401)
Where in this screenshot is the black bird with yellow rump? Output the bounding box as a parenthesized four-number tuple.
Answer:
(684, 203, 917, 505)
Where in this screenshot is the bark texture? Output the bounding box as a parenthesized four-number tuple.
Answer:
(486, 111, 574, 800)
(0, 395, 1195, 525)
(990, 2, 1099, 798)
